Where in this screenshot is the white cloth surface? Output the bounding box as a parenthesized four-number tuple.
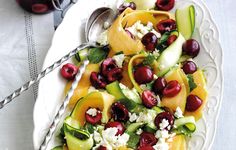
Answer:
(0, 0, 54, 150)
(0, 0, 234, 150)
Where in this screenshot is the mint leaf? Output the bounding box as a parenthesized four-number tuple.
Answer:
(143, 54, 155, 66)
(88, 47, 109, 63)
(187, 74, 197, 91)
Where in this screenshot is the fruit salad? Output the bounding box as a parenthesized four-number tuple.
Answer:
(53, 0, 208, 150)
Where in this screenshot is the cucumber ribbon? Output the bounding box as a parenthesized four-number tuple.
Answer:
(174, 116, 196, 136)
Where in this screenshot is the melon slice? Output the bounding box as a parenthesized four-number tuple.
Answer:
(168, 135, 186, 150)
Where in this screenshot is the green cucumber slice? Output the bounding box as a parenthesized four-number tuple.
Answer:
(75, 48, 89, 62)
(174, 116, 196, 136)
(127, 132, 140, 149)
(176, 5, 195, 39)
(126, 122, 144, 133)
(157, 32, 185, 76)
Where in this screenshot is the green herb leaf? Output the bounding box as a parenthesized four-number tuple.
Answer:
(88, 47, 109, 63)
(143, 54, 156, 66)
(84, 123, 95, 134)
(187, 74, 197, 91)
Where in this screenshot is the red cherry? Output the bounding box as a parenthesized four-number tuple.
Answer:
(163, 80, 181, 97)
(107, 68, 123, 82)
(101, 58, 118, 77)
(152, 77, 167, 94)
(141, 32, 158, 51)
(167, 35, 177, 46)
(142, 90, 157, 108)
(138, 145, 154, 150)
(32, 3, 49, 13)
(97, 146, 107, 150)
(60, 63, 78, 80)
(111, 102, 129, 122)
(182, 39, 200, 58)
(90, 72, 107, 89)
(85, 108, 102, 125)
(182, 61, 197, 74)
(186, 95, 203, 112)
(134, 66, 154, 84)
(139, 132, 157, 147)
(157, 19, 176, 34)
(155, 0, 175, 11)
(105, 121, 125, 135)
(154, 112, 174, 130)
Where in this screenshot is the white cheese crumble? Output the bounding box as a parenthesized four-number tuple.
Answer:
(174, 107, 184, 118)
(129, 112, 138, 122)
(136, 128, 143, 135)
(159, 119, 169, 130)
(93, 127, 130, 149)
(97, 30, 108, 46)
(86, 108, 98, 117)
(153, 138, 169, 150)
(136, 109, 157, 123)
(112, 54, 125, 68)
(125, 21, 161, 40)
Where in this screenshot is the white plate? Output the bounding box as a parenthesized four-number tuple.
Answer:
(33, 0, 223, 149)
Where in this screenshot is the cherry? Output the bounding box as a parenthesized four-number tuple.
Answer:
(101, 58, 118, 77)
(85, 108, 102, 125)
(60, 63, 78, 80)
(186, 95, 203, 112)
(118, 2, 136, 13)
(167, 35, 177, 46)
(134, 66, 154, 84)
(97, 146, 107, 150)
(90, 72, 107, 89)
(154, 112, 174, 130)
(157, 19, 176, 34)
(182, 39, 200, 58)
(111, 102, 129, 122)
(138, 145, 154, 150)
(155, 0, 175, 11)
(107, 68, 123, 82)
(163, 80, 181, 97)
(139, 132, 157, 147)
(152, 77, 167, 94)
(105, 121, 125, 135)
(142, 90, 157, 108)
(182, 61, 197, 74)
(32, 3, 49, 13)
(141, 32, 158, 51)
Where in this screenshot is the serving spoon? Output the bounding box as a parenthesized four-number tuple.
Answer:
(0, 7, 115, 110)
(38, 7, 115, 150)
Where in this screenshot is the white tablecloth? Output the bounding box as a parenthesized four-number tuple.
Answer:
(0, 0, 234, 150)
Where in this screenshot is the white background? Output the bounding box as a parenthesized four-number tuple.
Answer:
(0, 0, 235, 149)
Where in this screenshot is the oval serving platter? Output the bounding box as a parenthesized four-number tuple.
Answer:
(33, 0, 223, 149)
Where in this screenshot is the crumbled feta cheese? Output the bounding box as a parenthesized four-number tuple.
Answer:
(153, 49, 160, 57)
(159, 119, 169, 130)
(93, 131, 102, 143)
(112, 54, 125, 68)
(136, 128, 143, 135)
(136, 110, 156, 123)
(153, 74, 158, 79)
(155, 130, 169, 139)
(147, 22, 153, 30)
(153, 139, 169, 150)
(88, 86, 99, 93)
(103, 21, 110, 29)
(129, 112, 138, 122)
(97, 30, 108, 45)
(140, 84, 148, 90)
(151, 29, 161, 38)
(86, 108, 98, 117)
(115, 133, 130, 147)
(174, 107, 184, 118)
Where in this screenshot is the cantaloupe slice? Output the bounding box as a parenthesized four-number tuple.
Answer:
(185, 70, 208, 121)
(108, 8, 172, 55)
(65, 64, 100, 107)
(161, 68, 187, 112)
(71, 92, 115, 126)
(168, 135, 186, 150)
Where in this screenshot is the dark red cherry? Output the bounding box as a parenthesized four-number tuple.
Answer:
(157, 19, 176, 34)
(167, 35, 177, 46)
(107, 68, 123, 82)
(182, 39, 200, 58)
(85, 108, 102, 125)
(139, 132, 157, 146)
(32, 3, 49, 13)
(141, 32, 158, 51)
(97, 146, 107, 150)
(90, 72, 107, 89)
(182, 61, 197, 74)
(118, 2, 136, 13)
(163, 80, 181, 97)
(134, 66, 154, 84)
(155, 0, 175, 11)
(111, 102, 129, 122)
(105, 121, 125, 135)
(186, 95, 203, 112)
(138, 145, 154, 150)
(60, 63, 78, 80)
(142, 90, 157, 108)
(154, 112, 174, 130)
(152, 77, 167, 94)
(101, 58, 118, 77)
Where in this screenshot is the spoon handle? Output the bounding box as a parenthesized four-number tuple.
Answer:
(39, 59, 89, 150)
(0, 43, 89, 109)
